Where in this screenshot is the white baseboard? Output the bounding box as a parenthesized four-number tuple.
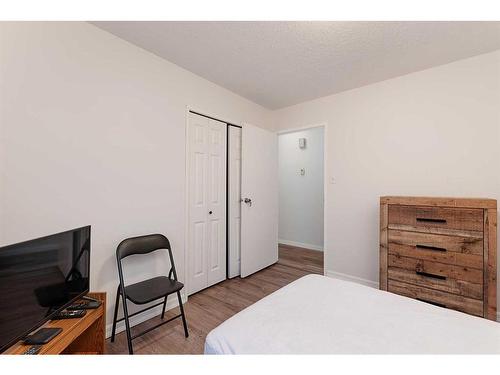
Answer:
(105, 293, 187, 339)
(325, 270, 500, 322)
(325, 270, 378, 289)
(279, 239, 323, 252)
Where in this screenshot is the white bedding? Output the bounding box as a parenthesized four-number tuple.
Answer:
(204, 274, 500, 354)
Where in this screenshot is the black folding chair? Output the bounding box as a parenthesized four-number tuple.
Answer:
(110, 234, 189, 354)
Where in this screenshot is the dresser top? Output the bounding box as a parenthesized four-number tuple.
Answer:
(380, 196, 497, 209)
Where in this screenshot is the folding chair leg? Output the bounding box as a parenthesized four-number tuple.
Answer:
(161, 295, 168, 319)
(177, 291, 189, 338)
(121, 289, 134, 354)
(111, 285, 120, 342)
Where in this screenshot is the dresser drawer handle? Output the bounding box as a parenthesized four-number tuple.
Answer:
(416, 298, 447, 308)
(416, 270, 447, 280)
(416, 244, 447, 252)
(416, 217, 447, 224)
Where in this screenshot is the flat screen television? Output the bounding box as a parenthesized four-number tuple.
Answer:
(0, 226, 91, 352)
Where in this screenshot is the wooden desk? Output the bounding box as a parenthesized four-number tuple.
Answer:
(4, 292, 106, 355)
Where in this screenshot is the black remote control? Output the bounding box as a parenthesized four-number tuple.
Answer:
(66, 300, 101, 310)
(23, 327, 62, 345)
(22, 345, 42, 355)
(52, 309, 86, 320)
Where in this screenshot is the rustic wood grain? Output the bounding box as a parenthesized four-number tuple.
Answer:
(389, 229, 483, 256)
(388, 267, 482, 299)
(486, 209, 497, 320)
(388, 280, 483, 317)
(388, 229, 483, 268)
(388, 205, 484, 232)
(387, 224, 483, 239)
(380, 202, 388, 290)
(388, 254, 483, 284)
(380, 196, 496, 320)
(381, 196, 497, 209)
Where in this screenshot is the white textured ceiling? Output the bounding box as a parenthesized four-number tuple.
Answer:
(92, 21, 500, 109)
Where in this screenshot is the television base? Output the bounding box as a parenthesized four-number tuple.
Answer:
(23, 328, 62, 345)
(3, 292, 105, 355)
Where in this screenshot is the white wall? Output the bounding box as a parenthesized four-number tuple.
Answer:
(278, 127, 324, 250)
(1, 21, 499, 327)
(0, 22, 271, 332)
(272, 51, 500, 313)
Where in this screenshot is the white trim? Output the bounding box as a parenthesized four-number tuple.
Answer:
(325, 269, 378, 289)
(498, 312, 500, 322)
(322, 123, 328, 278)
(105, 292, 187, 339)
(279, 239, 323, 252)
(184, 107, 191, 297)
(275, 122, 327, 276)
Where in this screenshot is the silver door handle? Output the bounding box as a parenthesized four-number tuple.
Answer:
(242, 198, 252, 207)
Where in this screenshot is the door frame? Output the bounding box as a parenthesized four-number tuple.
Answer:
(276, 122, 328, 275)
(184, 106, 244, 297)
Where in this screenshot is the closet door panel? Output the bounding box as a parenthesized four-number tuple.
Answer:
(192, 222, 206, 278)
(228, 126, 242, 278)
(188, 113, 209, 294)
(206, 119, 227, 285)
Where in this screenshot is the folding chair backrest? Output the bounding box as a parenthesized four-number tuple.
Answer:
(116, 234, 178, 281)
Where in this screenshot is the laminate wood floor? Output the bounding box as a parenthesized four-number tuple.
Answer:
(106, 244, 323, 354)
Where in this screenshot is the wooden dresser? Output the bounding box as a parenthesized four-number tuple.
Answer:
(380, 197, 497, 320)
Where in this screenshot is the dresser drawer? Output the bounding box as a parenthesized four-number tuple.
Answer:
(388, 205, 484, 232)
(388, 267, 483, 299)
(388, 280, 484, 317)
(381, 196, 497, 320)
(388, 230, 483, 268)
(388, 254, 483, 284)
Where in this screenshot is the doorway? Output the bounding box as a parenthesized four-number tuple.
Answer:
(278, 126, 325, 271)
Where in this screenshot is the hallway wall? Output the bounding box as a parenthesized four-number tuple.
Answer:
(278, 127, 324, 250)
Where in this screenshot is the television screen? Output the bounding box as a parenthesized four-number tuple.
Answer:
(0, 226, 90, 352)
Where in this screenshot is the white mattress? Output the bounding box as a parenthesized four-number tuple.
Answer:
(204, 274, 500, 354)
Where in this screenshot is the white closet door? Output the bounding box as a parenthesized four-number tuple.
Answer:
(228, 126, 242, 278)
(187, 113, 209, 294)
(240, 124, 278, 277)
(206, 118, 227, 286)
(187, 112, 227, 295)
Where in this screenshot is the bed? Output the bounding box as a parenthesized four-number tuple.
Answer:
(204, 274, 500, 354)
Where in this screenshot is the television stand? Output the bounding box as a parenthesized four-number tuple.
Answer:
(3, 292, 106, 355)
